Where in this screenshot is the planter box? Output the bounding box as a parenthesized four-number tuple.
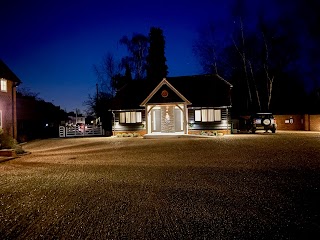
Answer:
(0, 149, 17, 157)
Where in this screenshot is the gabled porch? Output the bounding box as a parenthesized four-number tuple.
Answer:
(145, 104, 188, 135)
(140, 78, 191, 135)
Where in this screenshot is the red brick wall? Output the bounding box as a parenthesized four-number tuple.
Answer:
(0, 80, 17, 138)
(274, 115, 304, 130)
(113, 130, 147, 137)
(188, 129, 230, 135)
(271, 114, 320, 132)
(309, 115, 320, 131)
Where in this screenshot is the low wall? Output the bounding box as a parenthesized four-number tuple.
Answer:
(246, 114, 320, 132)
(232, 114, 320, 132)
(113, 130, 147, 137)
(274, 115, 304, 131)
(188, 129, 230, 135)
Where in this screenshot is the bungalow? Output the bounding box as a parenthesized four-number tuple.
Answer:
(111, 74, 233, 136)
(0, 60, 21, 139)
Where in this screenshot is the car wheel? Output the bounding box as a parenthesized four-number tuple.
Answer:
(252, 129, 256, 134)
(272, 128, 276, 133)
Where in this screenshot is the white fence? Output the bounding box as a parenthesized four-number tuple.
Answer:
(59, 125, 104, 138)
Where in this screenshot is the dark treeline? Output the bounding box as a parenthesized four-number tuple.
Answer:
(88, 0, 320, 123)
(193, 0, 320, 116)
(17, 88, 68, 141)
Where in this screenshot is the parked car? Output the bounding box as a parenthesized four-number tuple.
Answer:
(248, 113, 277, 133)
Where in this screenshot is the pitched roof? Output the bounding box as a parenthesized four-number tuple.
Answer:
(166, 74, 232, 107)
(0, 59, 22, 84)
(112, 74, 232, 110)
(140, 78, 191, 106)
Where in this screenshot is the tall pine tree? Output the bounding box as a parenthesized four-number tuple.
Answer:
(146, 27, 168, 83)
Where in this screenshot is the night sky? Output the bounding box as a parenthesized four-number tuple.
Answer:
(1, 0, 316, 113)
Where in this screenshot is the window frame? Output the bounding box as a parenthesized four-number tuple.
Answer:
(119, 111, 142, 124)
(194, 108, 222, 122)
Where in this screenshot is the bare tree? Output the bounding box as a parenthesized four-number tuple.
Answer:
(261, 32, 275, 111)
(93, 52, 120, 97)
(232, 17, 252, 106)
(247, 60, 261, 111)
(17, 87, 40, 100)
(120, 33, 148, 80)
(193, 23, 220, 74)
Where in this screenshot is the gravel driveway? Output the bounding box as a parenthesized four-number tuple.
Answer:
(1, 132, 320, 239)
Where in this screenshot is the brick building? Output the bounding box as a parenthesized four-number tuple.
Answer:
(0, 60, 21, 139)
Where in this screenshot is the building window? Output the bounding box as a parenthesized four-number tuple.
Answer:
(208, 109, 214, 122)
(125, 112, 131, 123)
(194, 109, 221, 122)
(201, 109, 208, 122)
(195, 110, 201, 122)
(1, 78, 7, 92)
(0, 110, 2, 128)
(214, 109, 221, 121)
(136, 112, 142, 122)
(119, 111, 142, 123)
(120, 112, 125, 123)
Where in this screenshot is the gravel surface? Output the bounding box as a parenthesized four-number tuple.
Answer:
(1, 132, 320, 239)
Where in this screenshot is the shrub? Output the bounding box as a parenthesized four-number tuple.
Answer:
(127, 133, 133, 137)
(208, 131, 218, 136)
(0, 129, 26, 154)
(133, 132, 139, 137)
(14, 145, 26, 154)
(0, 133, 16, 149)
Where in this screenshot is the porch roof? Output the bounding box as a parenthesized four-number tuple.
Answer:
(140, 78, 191, 106)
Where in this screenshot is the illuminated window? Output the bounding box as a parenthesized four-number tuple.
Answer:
(120, 112, 125, 123)
(195, 109, 221, 122)
(125, 112, 131, 123)
(136, 112, 142, 122)
(201, 109, 208, 122)
(119, 111, 142, 123)
(1, 78, 7, 92)
(208, 109, 214, 121)
(130, 112, 136, 123)
(214, 109, 221, 121)
(0, 110, 2, 128)
(195, 110, 201, 121)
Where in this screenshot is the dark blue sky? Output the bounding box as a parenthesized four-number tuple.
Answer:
(1, 0, 294, 113)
